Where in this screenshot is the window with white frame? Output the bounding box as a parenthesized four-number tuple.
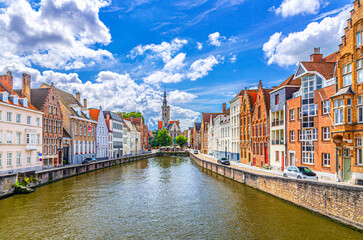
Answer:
(298, 107, 302, 119)
(16, 153, 21, 165)
(334, 99, 344, 124)
(323, 101, 330, 114)
(0, 131, 2, 144)
(322, 153, 330, 166)
(27, 116, 31, 125)
(26, 153, 30, 164)
(75, 123, 78, 135)
(290, 109, 295, 121)
(6, 132, 12, 144)
(358, 59, 363, 83)
(26, 133, 36, 144)
(36, 134, 40, 144)
(322, 127, 330, 140)
(80, 125, 82, 136)
(36, 153, 40, 162)
(343, 63, 352, 87)
(347, 108, 352, 123)
(0, 153, 2, 167)
(16, 133, 21, 144)
(357, 139, 363, 165)
(6, 112, 12, 122)
(36, 118, 40, 126)
(16, 114, 21, 123)
(6, 153, 12, 166)
(302, 152, 314, 164)
(290, 131, 295, 141)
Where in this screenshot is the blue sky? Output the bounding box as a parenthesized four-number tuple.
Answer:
(0, 0, 353, 130)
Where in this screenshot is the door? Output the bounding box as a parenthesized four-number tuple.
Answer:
(289, 152, 295, 166)
(343, 158, 351, 181)
(264, 143, 268, 165)
(253, 158, 256, 166)
(281, 151, 285, 171)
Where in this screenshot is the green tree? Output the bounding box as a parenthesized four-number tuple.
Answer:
(155, 129, 172, 147)
(175, 135, 188, 148)
(150, 130, 160, 148)
(120, 112, 145, 123)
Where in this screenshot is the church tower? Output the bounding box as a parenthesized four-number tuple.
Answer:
(162, 89, 170, 129)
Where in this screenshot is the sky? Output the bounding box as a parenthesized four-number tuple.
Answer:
(0, 0, 353, 130)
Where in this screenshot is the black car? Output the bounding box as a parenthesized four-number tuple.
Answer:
(218, 158, 230, 165)
(82, 157, 97, 164)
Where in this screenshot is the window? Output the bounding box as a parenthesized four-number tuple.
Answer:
(75, 123, 78, 135)
(347, 108, 352, 123)
(80, 125, 82, 136)
(302, 152, 314, 164)
(275, 94, 279, 105)
(290, 131, 295, 141)
(6, 153, 12, 166)
(6, 112, 12, 122)
(347, 98, 352, 106)
(6, 132, 12, 144)
(0, 153, 2, 166)
(298, 108, 302, 119)
(36, 153, 40, 162)
(26, 153, 30, 164)
(357, 31, 362, 46)
(357, 139, 363, 165)
(36, 118, 40, 126)
(358, 59, 363, 83)
(323, 101, 330, 114)
(276, 151, 279, 161)
(322, 153, 330, 166)
(290, 109, 295, 121)
(16, 153, 21, 165)
(16, 133, 21, 144)
(26, 133, 37, 144)
(16, 114, 21, 123)
(334, 106, 343, 124)
(84, 125, 87, 136)
(36, 134, 40, 144)
(0, 131, 2, 144)
(343, 63, 352, 86)
(49, 105, 52, 114)
(323, 127, 330, 140)
(27, 116, 31, 125)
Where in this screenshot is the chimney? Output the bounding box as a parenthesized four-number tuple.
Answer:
(222, 103, 226, 113)
(0, 71, 13, 94)
(22, 73, 31, 102)
(76, 92, 80, 102)
(310, 47, 323, 62)
(83, 98, 87, 109)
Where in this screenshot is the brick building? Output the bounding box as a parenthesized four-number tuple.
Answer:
(41, 84, 97, 165)
(193, 122, 201, 150)
(251, 81, 272, 167)
(330, 1, 363, 184)
(16, 82, 63, 167)
(240, 88, 258, 164)
(286, 50, 337, 180)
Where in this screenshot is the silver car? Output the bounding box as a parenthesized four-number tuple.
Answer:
(283, 166, 318, 181)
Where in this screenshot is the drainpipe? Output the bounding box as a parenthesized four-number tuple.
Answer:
(284, 103, 287, 170)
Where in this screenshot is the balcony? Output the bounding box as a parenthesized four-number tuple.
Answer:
(271, 120, 284, 127)
(26, 144, 37, 151)
(271, 139, 284, 145)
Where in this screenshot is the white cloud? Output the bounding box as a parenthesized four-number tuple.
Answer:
(168, 90, 197, 104)
(129, 38, 188, 63)
(0, 0, 113, 70)
(187, 55, 219, 81)
(249, 86, 258, 90)
(263, 7, 350, 66)
(272, 0, 323, 17)
(208, 32, 226, 47)
(196, 42, 203, 50)
(230, 54, 237, 63)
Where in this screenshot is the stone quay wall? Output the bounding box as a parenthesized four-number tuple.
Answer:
(0, 153, 157, 199)
(190, 154, 363, 231)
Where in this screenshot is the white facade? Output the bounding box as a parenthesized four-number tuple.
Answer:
(220, 116, 231, 159)
(0, 98, 43, 175)
(229, 96, 241, 160)
(270, 108, 286, 170)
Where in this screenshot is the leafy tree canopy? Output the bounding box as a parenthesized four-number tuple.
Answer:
(120, 112, 145, 123)
(175, 135, 188, 147)
(155, 129, 172, 147)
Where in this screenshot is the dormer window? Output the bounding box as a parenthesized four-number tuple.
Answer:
(9, 95, 18, 105)
(20, 98, 28, 107)
(0, 92, 9, 102)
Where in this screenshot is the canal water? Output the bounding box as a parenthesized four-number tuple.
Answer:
(0, 156, 361, 239)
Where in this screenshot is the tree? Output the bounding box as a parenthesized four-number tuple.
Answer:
(175, 135, 188, 148)
(150, 130, 160, 148)
(120, 112, 145, 123)
(155, 129, 172, 147)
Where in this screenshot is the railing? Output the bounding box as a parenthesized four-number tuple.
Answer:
(272, 120, 284, 127)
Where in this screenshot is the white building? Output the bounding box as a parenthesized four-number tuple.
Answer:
(0, 72, 43, 175)
(220, 115, 231, 160)
(229, 92, 242, 162)
(104, 111, 124, 158)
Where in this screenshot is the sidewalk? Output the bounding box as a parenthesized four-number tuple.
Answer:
(196, 153, 356, 186)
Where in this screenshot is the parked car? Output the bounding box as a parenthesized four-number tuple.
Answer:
(82, 157, 97, 164)
(194, 150, 199, 154)
(218, 158, 230, 165)
(283, 166, 318, 180)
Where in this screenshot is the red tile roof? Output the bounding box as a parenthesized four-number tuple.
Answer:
(301, 62, 336, 80)
(247, 91, 258, 106)
(202, 113, 221, 125)
(322, 52, 338, 62)
(0, 85, 39, 111)
(89, 109, 100, 121)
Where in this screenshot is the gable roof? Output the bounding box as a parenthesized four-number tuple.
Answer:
(202, 113, 221, 125)
(41, 83, 93, 121)
(322, 52, 338, 62)
(194, 122, 201, 131)
(300, 62, 336, 80)
(14, 88, 49, 111)
(89, 109, 100, 121)
(103, 111, 123, 122)
(332, 86, 355, 98)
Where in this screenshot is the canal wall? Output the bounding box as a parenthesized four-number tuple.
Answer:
(190, 154, 363, 231)
(0, 153, 157, 199)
